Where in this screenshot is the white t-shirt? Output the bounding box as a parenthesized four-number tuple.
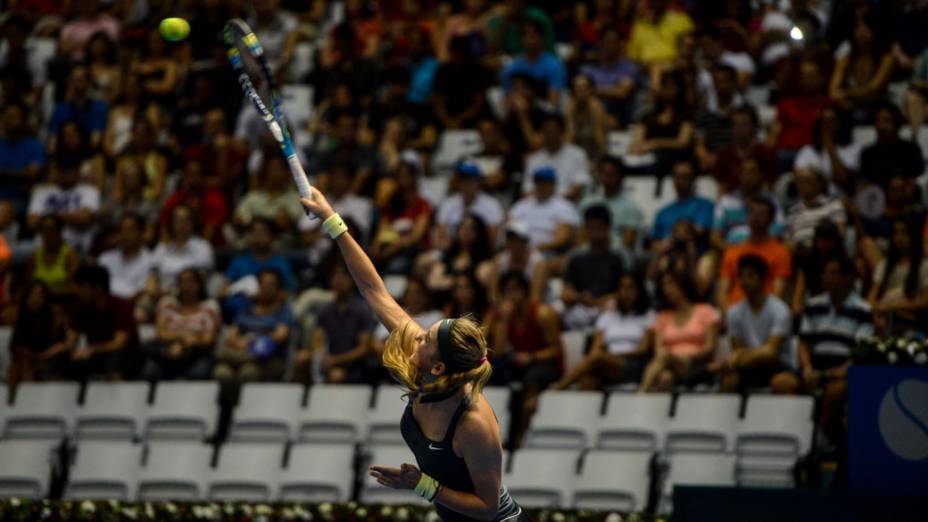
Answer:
(436, 193, 504, 230)
(151, 237, 215, 289)
(509, 195, 580, 248)
(523, 144, 592, 196)
(375, 310, 444, 341)
(98, 247, 155, 300)
(726, 295, 792, 367)
(28, 182, 101, 253)
(595, 309, 655, 355)
(793, 143, 861, 179)
(786, 195, 846, 249)
(495, 248, 545, 280)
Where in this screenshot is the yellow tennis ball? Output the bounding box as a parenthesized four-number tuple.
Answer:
(159, 17, 190, 42)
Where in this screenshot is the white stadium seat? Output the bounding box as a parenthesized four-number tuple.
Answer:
(560, 331, 588, 377)
(138, 442, 213, 501)
(65, 441, 142, 500)
(4, 382, 79, 440)
(76, 382, 149, 441)
(661, 453, 737, 514)
(504, 448, 579, 508)
(361, 445, 428, 505)
(573, 450, 652, 512)
(368, 386, 409, 445)
(737, 395, 814, 458)
(0, 327, 11, 382)
(208, 442, 285, 502)
(624, 177, 674, 229)
(145, 382, 219, 441)
(279, 443, 355, 502)
(0, 383, 7, 435)
(482, 386, 511, 445)
(598, 393, 672, 452)
(735, 395, 814, 488)
(0, 440, 59, 499)
(524, 390, 602, 449)
(666, 394, 740, 453)
(607, 131, 633, 157)
(229, 383, 304, 443)
(432, 129, 483, 175)
(298, 384, 372, 443)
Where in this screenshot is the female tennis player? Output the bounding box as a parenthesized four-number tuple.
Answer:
(302, 188, 526, 521)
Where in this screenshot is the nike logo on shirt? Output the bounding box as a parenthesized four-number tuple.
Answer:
(428, 443, 442, 451)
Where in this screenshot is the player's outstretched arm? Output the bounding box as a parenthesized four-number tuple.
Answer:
(302, 188, 412, 333)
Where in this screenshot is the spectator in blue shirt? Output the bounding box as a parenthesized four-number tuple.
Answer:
(406, 27, 439, 106)
(0, 101, 46, 213)
(219, 218, 296, 319)
(48, 65, 109, 147)
(214, 268, 293, 383)
(501, 19, 566, 106)
(652, 157, 715, 244)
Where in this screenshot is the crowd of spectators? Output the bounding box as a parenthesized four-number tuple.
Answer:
(3, 0, 928, 453)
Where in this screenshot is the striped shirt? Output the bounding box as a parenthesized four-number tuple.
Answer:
(713, 190, 785, 245)
(799, 292, 873, 359)
(786, 195, 846, 250)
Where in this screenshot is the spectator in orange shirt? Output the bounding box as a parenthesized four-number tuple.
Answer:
(717, 197, 792, 310)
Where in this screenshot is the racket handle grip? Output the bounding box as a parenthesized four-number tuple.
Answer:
(286, 154, 312, 199)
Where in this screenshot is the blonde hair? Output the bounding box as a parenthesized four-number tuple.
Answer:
(383, 315, 492, 403)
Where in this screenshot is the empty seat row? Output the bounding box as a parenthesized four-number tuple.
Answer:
(526, 391, 814, 459)
(0, 440, 355, 502)
(1, 382, 513, 446)
(230, 384, 512, 446)
(503, 449, 738, 512)
(1, 382, 219, 442)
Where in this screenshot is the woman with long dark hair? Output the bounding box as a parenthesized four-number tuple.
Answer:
(372, 157, 433, 272)
(85, 31, 121, 103)
(627, 69, 694, 176)
(791, 221, 846, 316)
(554, 273, 655, 390)
(868, 219, 928, 334)
(142, 268, 220, 381)
(421, 214, 493, 294)
(55, 120, 105, 189)
(639, 270, 720, 392)
(8, 282, 70, 387)
(792, 106, 859, 193)
(301, 186, 528, 521)
(444, 272, 490, 322)
(829, 17, 894, 122)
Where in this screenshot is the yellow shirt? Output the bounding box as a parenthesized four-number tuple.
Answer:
(628, 10, 694, 65)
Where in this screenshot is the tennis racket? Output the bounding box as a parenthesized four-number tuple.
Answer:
(223, 18, 312, 199)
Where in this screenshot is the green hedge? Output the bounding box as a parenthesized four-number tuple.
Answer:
(0, 499, 668, 522)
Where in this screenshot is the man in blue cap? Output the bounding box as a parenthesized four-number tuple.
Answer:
(436, 161, 505, 246)
(509, 165, 579, 255)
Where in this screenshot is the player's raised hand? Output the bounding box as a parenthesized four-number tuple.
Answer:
(300, 186, 336, 220)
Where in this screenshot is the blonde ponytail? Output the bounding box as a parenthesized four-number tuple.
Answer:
(382, 316, 492, 403)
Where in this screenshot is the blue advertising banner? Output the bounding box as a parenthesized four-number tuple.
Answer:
(848, 366, 928, 494)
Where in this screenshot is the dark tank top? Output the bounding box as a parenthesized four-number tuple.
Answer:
(400, 396, 524, 522)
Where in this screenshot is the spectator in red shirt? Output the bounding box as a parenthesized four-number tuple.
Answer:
(717, 197, 792, 311)
(371, 154, 432, 272)
(767, 59, 831, 171)
(159, 157, 229, 245)
(183, 108, 246, 191)
(712, 105, 778, 194)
